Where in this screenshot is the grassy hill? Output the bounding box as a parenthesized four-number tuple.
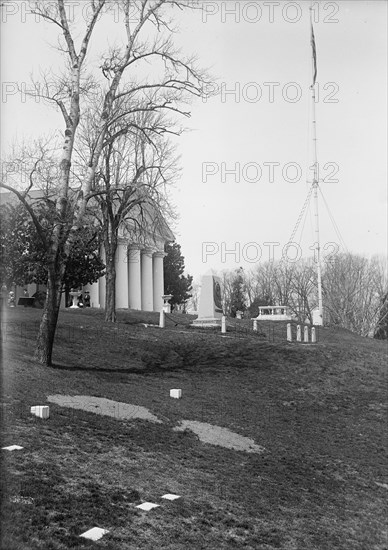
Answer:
(1, 307, 387, 549)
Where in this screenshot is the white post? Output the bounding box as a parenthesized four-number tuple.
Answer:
(253, 319, 258, 332)
(287, 323, 292, 342)
(159, 309, 165, 328)
(221, 315, 226, 334)
(304, 326, 309, 342)
(296, 325, 302, 342)
(311, 327, 317, 343)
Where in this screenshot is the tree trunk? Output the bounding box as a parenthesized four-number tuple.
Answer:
(104, 242, 117, 322)
(34, 268, 63, 366)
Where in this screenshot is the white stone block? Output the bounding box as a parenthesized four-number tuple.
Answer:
(30, 406, 49, 419)
(136, 502, 160, 511)
(286, 323, 292, 342)
(79, 527, 109, 541)
(170, 389, 182, 399)
(2, 445, 23, 451)
(161, 494, 181, 501)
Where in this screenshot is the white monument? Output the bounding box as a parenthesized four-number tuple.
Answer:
(193, 271, 223, 327)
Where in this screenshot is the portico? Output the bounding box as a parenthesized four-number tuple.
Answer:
(84, 244, 168, 312)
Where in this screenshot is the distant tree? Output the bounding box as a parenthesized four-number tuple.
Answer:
(322, 253, 386, 336)
(0, 202, 105, 299)
(374, 293, 388, 339)
(230, 267, 246, 317)
(163, 242, 193, 311)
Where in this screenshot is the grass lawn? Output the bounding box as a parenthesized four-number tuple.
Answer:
(1, 307, 387, 549)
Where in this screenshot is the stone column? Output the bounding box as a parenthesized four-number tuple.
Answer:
(152, 251, 165, 312)
(128, 246, 141, 310)
(99, 246, 106, 309)
(141, 248, 154, 311)
(115, 241, 128, 309)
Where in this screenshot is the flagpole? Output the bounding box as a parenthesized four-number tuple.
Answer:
(310, 7, 323, 325)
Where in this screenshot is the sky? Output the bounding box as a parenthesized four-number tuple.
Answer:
(1, 0, 387, 280)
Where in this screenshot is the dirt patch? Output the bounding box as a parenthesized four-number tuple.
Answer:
(173, 420, 265, 454)
(47, 395, 162, 423)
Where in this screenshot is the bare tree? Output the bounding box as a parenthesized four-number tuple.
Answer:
(1, 0, 210, 365)
(87, 112, 179, 322)
(322, 253, 387, 336)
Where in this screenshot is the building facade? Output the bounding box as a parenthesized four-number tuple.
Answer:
(1, 191, 174, 312)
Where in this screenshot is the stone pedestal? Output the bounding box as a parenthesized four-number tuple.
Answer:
(69, 290, 79, 308)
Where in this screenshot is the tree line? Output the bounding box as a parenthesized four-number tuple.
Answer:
(189, 254, 387, 339)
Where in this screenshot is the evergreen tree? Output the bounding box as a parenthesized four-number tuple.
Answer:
(163, 242, 193, 311)
(230, 267, 246, 317)
(0, 203, 105, 297)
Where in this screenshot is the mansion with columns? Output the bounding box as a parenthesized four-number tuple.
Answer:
(1, 190, 174, 312)
(84, 240, 172, 313)
(84, 202, 175, 312)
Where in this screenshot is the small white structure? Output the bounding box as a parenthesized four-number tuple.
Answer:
(254, 306, 292, 321)
(304, 326, 309, 342)
(311, 327, 317, 343)
(161, 494, 181, 501)
(296, 325, 302, 342)
(69, 289, 80, 308)
(170, 389, 182, 399)
(30, 406, 49, 419)
(162, 294, 173, 313)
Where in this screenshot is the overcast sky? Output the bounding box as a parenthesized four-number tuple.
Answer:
(1, 0, 387, 280)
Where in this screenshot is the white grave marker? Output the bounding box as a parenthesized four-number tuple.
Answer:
(2, 445, 23, 451)
(30, 406, 49, 419)
(136, 502, 160, 511)
(170, 389, 182, 399)
(161, 494, 181, 501)
(79, 527, 109, 541)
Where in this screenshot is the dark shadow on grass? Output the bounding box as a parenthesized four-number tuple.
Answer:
(48, 361, 187, 375)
